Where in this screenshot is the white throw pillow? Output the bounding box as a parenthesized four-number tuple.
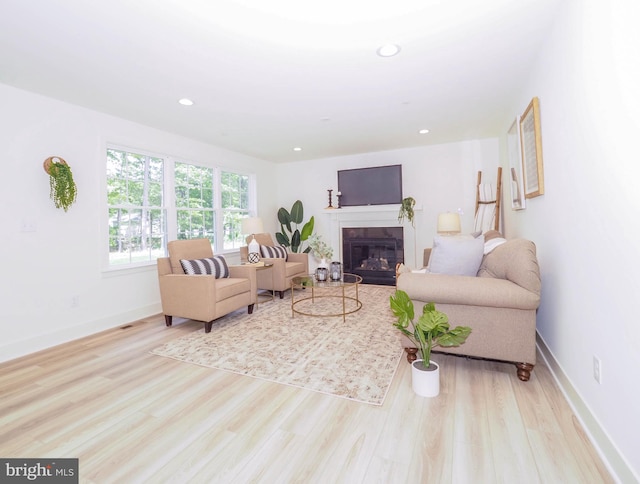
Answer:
(428, 235, 485, 276)
(484, 237, 507, 255)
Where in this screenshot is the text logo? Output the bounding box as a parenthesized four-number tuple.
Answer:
(1, 459, 78, 483)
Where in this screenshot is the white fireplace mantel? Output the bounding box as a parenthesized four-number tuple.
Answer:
(322, 204, 422, 268)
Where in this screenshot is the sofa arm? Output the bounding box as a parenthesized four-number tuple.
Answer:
(158, 274, 218, 321)
(287, 252, 309, 273)
(260, 257, 287, 285)
(397, 272, 540, 310)
(228, 264, 257, 302)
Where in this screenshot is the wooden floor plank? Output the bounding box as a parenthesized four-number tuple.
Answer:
(0, 312, 614, 483)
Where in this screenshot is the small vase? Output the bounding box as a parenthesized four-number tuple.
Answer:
(319, 258, 328, 268)
(411, 359, 440, 397)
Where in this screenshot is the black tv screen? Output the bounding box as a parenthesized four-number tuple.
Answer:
(338, 165, 403, 207)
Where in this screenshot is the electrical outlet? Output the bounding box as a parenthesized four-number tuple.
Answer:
(21, 219, 37, 232)
(593, 356, 602, 384)
(71, 295, 80, 308)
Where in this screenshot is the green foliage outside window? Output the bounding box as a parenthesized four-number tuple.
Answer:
(175, 163, 215, 245)
(221, 171, 249, 250)
(107, 148, 253, 266)
(107, 149, 165, 265)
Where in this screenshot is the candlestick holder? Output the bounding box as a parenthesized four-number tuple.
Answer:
(336, 192, 342, 209)
(326, 189, 334, 209)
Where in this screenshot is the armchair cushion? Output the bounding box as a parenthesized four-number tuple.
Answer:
(260, 245, 287, 260)
(180, 255, 229, 278)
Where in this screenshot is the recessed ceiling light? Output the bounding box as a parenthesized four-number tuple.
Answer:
(419, 129, 430, 134)
(377, 44, 401, 57)
(293, 147, 302, 151)
(178, 98, 194, 106)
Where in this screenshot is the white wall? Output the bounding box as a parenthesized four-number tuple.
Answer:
(274, 139, 500, 268)
(0, 84, 277, 362)
(501, 0, 639, 481)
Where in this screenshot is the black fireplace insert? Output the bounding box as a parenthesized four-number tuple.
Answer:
(342, 227, 404, 286)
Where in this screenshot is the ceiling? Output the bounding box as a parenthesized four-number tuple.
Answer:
(0, 0, 560, 163)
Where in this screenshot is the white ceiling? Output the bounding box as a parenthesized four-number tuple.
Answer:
(0, 0, 560, 163)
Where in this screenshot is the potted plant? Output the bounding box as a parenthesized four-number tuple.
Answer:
(44, 156, 77, 212)
(397, 196, 416, 227)
(276, 200, 315, 253)
(307, 233, 333, 268)
(390, 289, 472, 397)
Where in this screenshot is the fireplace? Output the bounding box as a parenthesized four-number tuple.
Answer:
(342, 227, 404, 286)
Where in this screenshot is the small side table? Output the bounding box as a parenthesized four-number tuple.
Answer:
(240, 261, 274, 307)
(255, 262, 274, 306)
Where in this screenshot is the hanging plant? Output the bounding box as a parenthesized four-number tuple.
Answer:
(398, 196, 416, 227)
(44, 156, 77, 212)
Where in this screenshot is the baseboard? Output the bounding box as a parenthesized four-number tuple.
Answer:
(0, 303, 162, 364)
(536, 333, 637, 484)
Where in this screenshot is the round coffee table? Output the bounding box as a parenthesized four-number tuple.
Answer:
(290, 273, 363, 321)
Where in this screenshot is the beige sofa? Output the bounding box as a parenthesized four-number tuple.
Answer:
(397, 237, 541, 381)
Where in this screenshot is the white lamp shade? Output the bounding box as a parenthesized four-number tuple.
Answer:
(241, 217, 263, 236)
(437, 212, 461, 235)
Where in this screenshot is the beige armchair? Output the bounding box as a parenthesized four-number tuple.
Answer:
(239, 233, 308, 298)
(157, 239, 257, 333)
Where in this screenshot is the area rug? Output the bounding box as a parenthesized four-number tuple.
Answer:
(150, 284, 403, 405)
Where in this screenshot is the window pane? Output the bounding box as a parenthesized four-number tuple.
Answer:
(177, 210, 190, 239)
(107, 178, 127, 205)
(204, 211, 215, 246)
(223, 210, 247, 250)
(190, 211, 204, 238)
(148, 181, 163, 206)
(149, 157, 164, 182)
(221, 171, 249, 210)
(189, 186, 203, 208)
(174, 162, 215, 245)
(107, 149, 124, 178)
(125, 153, 145, 181)
(202, 187, 213, 208)
(128, 181, 144, 205)
(107, 148, 165, 267)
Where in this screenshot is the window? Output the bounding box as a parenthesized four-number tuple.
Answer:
(221, 171, 250, 250)
(106, 147, 255, 269)
(175, 162, 215, 245)
(107, 148, 167, 266)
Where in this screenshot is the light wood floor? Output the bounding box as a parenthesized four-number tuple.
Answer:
(1, 312, 613, 483)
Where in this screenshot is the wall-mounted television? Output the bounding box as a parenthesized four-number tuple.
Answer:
(338, 164, 403, 207)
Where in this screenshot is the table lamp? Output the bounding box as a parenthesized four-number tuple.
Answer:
(437, 212, 461, 235)
(241, 217, 263, 263)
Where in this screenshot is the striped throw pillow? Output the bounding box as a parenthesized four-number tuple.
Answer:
(180, 256, 230, 278)
(260, 245, 288, 260)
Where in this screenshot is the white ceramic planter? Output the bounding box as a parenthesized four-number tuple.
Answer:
(411, 359, 440, 397)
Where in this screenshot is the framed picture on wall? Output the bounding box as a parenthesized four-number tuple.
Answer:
(519, 97, 545, 198)
(507, 117, 525, 210)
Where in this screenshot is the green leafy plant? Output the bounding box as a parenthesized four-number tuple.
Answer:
(307, 233, 333, 260)
(390, 290, 472, 369)
(276, 200, 315, 253)
(47, 160, 78, 212)
(398, 196, 416, 227)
